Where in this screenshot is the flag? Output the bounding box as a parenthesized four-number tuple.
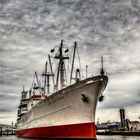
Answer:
(51, 49, 55, 53)
(65, 48, 69, 53)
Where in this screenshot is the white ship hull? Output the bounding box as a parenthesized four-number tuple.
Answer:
(16, 75, 108, 139)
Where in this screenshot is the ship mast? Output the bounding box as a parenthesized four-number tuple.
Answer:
(42, 61, 47, 94)
(55, 40, 69, 89)
(35, 71, 39, 88)
(48, 55, 55, 89)
(30, 71, 40, 97)
(21, 85, 27, 100)
(70, 41, 77, 85)
(42, 61, 54, 95)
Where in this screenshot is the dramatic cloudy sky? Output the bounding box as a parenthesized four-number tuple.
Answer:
(0, 0, 140, 124)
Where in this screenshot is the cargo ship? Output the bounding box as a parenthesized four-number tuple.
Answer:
(16, 40, 108, 139)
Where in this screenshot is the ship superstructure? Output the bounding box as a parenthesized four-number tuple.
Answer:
(16, 40, 108, 139)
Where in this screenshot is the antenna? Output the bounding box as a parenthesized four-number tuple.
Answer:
(86, 65, 88, 78)
(100, 56, 104, 75)
(23, 85, 25, 92)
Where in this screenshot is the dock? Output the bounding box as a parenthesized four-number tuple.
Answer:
(0, 124, 15, 136)
(97, 131, 140, 136)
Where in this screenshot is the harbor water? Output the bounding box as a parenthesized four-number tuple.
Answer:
(0, 135, 139, 140)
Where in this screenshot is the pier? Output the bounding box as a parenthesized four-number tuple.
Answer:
(97, 131, 140, 136)
(96, 109, 140, 136)
(0, 124, 16, 136)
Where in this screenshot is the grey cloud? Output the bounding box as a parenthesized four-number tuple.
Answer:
(0, 93, 19, 113)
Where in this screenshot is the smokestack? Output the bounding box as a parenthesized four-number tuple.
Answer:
(120, 109, 125, 130)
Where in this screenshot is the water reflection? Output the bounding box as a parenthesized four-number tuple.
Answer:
(0, 136, 140, 140)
